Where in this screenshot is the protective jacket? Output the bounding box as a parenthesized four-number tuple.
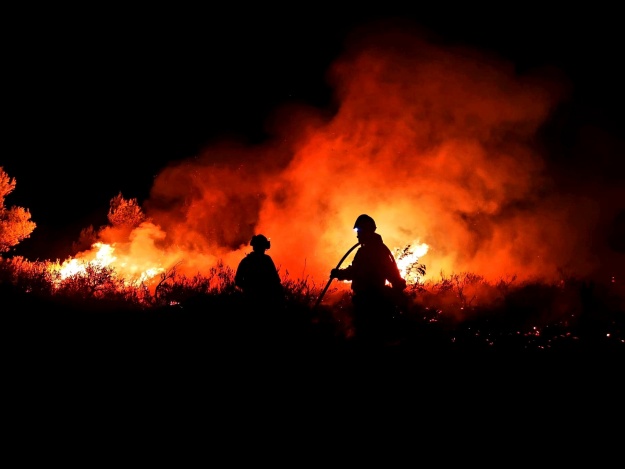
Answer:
(334, 233, 406, 294)
(235, 251, 282, 300)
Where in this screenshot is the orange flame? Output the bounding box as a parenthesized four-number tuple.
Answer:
(51, 242, 165, 286)
(43, 24, 625, 294)
(394, 241, 429, 283)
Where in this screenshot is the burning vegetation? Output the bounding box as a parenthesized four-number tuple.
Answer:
(2, 25, 624, 354)
(2, 175, 623, 354)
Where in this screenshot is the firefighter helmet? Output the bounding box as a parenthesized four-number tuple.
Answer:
(250, 234, 270, 249)
(353, 214, 376, 232)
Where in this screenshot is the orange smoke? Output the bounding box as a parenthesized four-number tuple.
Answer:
(63, 23, 624, 289)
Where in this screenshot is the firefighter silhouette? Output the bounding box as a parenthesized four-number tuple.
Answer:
(331, 214, 407, 346)
(235, 234, 284, 311)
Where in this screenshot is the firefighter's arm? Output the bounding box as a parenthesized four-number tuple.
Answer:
(393, 276, 407, 291)
(330, 266, 351, 281)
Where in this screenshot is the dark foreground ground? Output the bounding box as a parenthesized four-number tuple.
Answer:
(5, 280, 625, 457)
(6, 288, 625, 441)
(6, 287, 625, 370)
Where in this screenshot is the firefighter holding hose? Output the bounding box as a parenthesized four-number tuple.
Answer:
(330, 214, 407, 347)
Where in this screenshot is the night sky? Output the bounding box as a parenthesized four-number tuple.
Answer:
(4, 6, 624, 277)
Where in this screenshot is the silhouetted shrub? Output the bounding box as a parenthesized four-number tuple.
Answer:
(1, 255, 624, 354)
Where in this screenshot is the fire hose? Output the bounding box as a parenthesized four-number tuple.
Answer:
(313, 242, 360, 309)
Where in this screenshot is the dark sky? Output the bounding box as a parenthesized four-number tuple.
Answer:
(4, 6, 624, 261)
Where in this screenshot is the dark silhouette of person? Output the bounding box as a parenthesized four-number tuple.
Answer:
(235, 234, 284, 312)
(330, 214, 407, 347)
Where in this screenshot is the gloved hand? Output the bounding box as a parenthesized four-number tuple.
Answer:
(330, 268, 340, 279)
(394, 278, 407, 291)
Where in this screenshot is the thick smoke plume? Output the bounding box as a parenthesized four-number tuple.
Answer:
(78, 23, 625, 289)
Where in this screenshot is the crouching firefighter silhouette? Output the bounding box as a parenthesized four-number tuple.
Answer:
(330, 214, 407, 347)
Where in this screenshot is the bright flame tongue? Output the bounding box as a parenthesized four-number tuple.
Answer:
(56, 242, 165, 284)
(394, 242, 429, 284)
